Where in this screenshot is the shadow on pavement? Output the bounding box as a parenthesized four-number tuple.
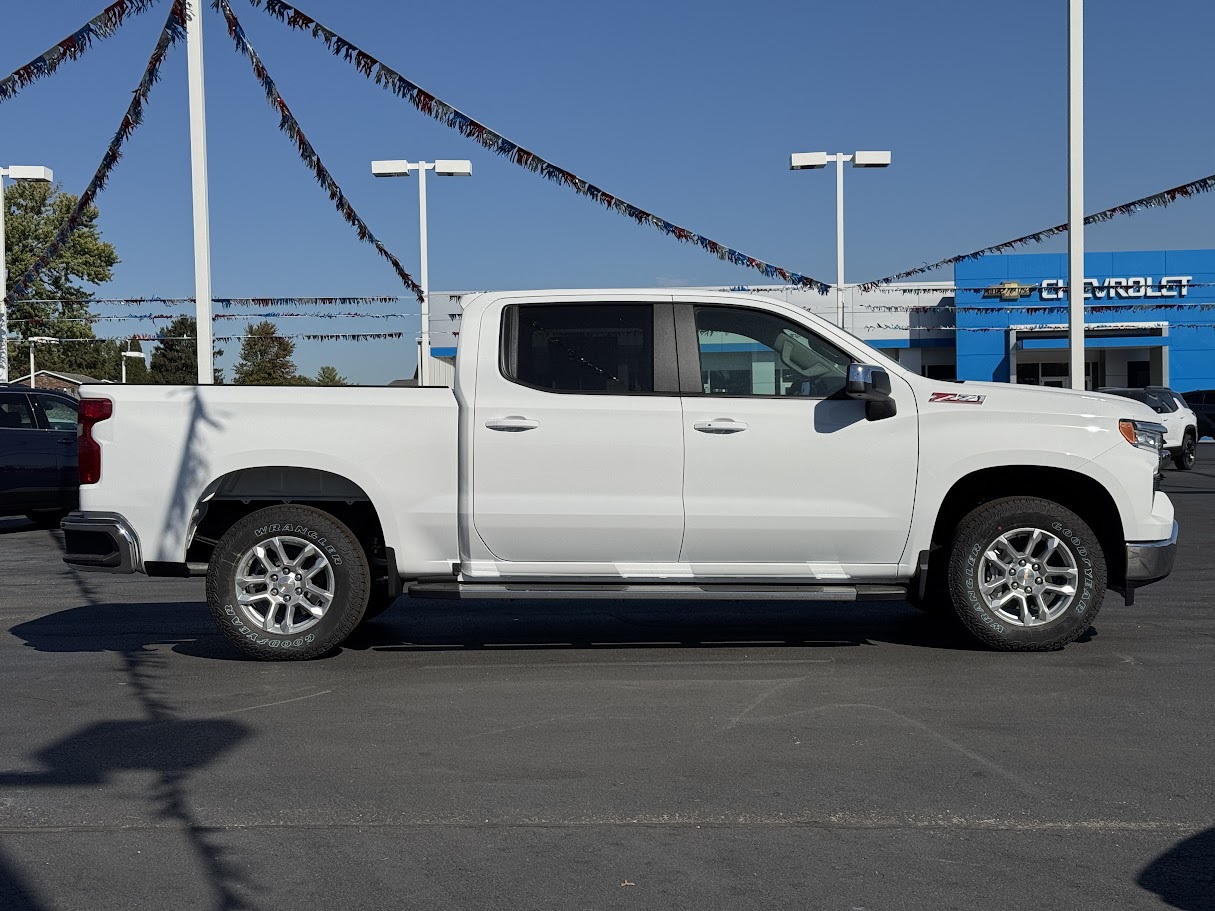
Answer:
(343, 598, 994, 654)
(0, 517, 39, 536)
(8, 596, 1000, 658)
(0, 648, 257, 910)
(1139, 827, 1215, 911)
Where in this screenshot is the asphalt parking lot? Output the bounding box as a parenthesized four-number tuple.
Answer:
(1, 464, 1213, 911)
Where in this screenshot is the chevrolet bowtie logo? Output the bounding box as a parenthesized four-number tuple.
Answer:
(982, 281, 1038, 302)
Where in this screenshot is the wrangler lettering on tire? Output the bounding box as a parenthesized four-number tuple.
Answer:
(207, 505, 369, 660)
(947, 496, 1106, 651)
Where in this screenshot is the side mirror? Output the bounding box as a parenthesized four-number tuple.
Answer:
(846, 364, 897, 421)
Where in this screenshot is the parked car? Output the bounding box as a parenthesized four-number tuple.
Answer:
(62, 290, 1176, 659)
(1180, 389, 1215, 440)
(1099, 386, 1197, 470)
(0, 384, 79, 525)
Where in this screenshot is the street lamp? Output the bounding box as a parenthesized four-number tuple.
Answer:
(0, 164, 55, 383)
(790, 150, 891, 327)
(27, 335, 57, 387)
(371, 158, 472, 386)
(121, 350, 145, 384)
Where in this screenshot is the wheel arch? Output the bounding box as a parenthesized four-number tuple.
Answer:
(188, 466, 389, 568)
(928, 465, 1126, 592)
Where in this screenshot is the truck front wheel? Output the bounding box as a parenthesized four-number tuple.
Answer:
(206, 505, 370, 660)
(947, 497, 1106, 651)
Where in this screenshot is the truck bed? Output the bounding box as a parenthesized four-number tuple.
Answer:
(77, 384, 460, 576)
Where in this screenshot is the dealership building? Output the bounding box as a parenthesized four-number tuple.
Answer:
(430, 248, 1215, 393)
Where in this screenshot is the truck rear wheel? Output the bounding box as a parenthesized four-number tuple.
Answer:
(947, 497, 1105, 651)
(206, 505, 370, 660)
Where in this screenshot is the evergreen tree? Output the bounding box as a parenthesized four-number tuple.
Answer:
(233, 321, 299, 385)
(315, 365, 348, 386)
(147, 316, 224, 384)
(3, 182, 118, 378)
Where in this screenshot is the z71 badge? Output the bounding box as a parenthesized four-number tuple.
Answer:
(930, 392, 986, 405)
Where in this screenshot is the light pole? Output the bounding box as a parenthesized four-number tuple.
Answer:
(790, 150, 891, 328)
(27, 336, 57, 387)
(1067, 0, 1085, 389)
(121, 350, 145, 384)
(371, 158, 472, 386)
(0, 165, 55, 383)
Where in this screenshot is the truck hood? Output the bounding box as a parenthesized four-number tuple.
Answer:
(927, 380, 1161, 423)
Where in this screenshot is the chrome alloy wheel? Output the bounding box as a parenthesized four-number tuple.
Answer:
(977, 527, 1079, 627)
(233, 536, 335, 635)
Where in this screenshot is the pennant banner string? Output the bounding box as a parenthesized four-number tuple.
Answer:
(0, 0, 163, 105)
(19, 296, 409, 307)
(10, 312, 421, 324)
(213, 0, 424, 303)
(244, 0, 830, 293)
(858, 173, 1215, 290)
(213, 331, 405, 342)
(3, 0, 187, 306)
(47, 332, 413, 344)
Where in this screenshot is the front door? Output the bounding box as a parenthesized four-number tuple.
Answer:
(678, 304, 919, 576)
(470, 301, 685, 565)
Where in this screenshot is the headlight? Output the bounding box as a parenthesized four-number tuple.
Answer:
(1119, 419, 1165, 454)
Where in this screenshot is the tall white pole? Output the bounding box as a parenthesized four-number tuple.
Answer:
(186, 0, 214, 384)
(417, 163, 430, 386)
(0, 173, 8, 384)
(29, 340, 35, 387)
(1067, 0, 1085, 390)
(835, 154, 846, 328)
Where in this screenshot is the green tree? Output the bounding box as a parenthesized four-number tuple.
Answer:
(233, 321, 299, 385)
(147, 316, 224, 384)
(315, 365, 348, 386)
(3, 181, 119, 378)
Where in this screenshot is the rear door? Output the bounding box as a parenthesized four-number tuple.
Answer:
(470, 300, 686, 564)
(0, 392, 56, 512)
(32, 394, 79, 509)
(676, 302, 919, 575)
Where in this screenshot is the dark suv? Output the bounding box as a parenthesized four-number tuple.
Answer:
(1181, 389, 1215, 440)
(0, 385, 79, 526)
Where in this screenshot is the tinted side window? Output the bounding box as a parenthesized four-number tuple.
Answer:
(695, 306, 851, 398)
(37, 396, 78, 431)
(504, 304, 654, 394)
(0, 393, 36, 430)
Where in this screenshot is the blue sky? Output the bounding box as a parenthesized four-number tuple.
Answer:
(3, 0, 1214, 383)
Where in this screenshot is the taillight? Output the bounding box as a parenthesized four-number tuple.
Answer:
(78, 398, 113, 485)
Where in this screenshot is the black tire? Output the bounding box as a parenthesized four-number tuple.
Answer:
(1173, 433, 1197, 471)
(24, 509, 70, 529)
(947, 497, 1106, 651)
(206, 505, 370, 660)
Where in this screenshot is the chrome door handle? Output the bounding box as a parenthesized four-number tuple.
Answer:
(485, 416, 540, 432)
(693, 419, 748, 434)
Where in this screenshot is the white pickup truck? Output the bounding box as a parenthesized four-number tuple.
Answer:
(62, 289, 1178, 659)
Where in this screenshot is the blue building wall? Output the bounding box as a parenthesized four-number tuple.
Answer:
(954, 250, 1215, 389)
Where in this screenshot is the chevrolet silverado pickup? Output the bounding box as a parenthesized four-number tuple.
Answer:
(61, 290, 1178, 659)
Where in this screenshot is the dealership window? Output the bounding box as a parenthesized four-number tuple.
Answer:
(695, 307, 851, 398)
(503, 304, 654, 394)
(923, 364, 956, 381)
